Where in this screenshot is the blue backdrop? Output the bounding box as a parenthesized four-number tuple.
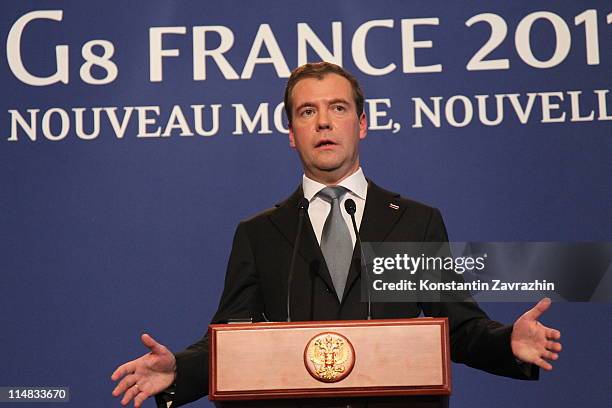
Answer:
(1, 1, 610, 407)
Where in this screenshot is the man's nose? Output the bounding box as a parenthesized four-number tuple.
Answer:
(316, 110, 331, 131)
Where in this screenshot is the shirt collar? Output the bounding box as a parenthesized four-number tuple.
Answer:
(302, 167, 368, 201)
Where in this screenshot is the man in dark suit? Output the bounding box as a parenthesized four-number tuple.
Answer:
(111, 62, 562, 408)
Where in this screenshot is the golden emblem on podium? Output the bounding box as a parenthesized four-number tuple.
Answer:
(304, 332, 355, 382)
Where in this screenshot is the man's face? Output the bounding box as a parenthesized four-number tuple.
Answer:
(288, 74, 367, 185)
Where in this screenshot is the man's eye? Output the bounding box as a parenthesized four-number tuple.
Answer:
(301, 108, 315, 117)
(333, 105, 346, 112)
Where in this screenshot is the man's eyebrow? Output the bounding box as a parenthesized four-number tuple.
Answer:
(295, 98, 351, 112)
(328, 98, 350, 105)
(295, 102, 315, 112)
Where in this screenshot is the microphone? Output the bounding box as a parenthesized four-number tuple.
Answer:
(287, 197, 309, 322)
(344, 198, 372, 320)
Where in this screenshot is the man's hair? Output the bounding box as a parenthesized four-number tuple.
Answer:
(284, 62, 365, 125)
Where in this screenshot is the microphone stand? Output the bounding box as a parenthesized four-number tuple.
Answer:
(286, 197, 309, 322)
(344, 199, 372, 320)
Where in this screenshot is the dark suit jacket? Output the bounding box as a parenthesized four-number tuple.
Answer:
(170, 181, 536, 408)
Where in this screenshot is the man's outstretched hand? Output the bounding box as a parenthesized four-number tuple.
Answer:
(111, 334, 176, 407)
(511, 298, 562, 371)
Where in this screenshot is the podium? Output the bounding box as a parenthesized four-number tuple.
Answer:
(209, 318, 450, 405)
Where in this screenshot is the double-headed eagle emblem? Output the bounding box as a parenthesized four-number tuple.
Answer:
(304, 332, 355, 382)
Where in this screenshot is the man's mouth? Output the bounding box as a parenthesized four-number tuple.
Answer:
(315, 139, 337, 148)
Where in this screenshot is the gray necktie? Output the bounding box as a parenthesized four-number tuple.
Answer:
(319, 186, 353, 301)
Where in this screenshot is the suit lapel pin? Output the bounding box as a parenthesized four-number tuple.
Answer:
(388, 203, 399, 210)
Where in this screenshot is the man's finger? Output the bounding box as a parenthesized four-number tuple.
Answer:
(533, 357, 553, 371)
(111, 361, 135, 382)
(546, 340, 562, 352)
(113, 373, 137, 397)
(133, 389, 150, 408)
(523, 297, 552, 321)
(541, 350, 558, 361)
(141, 333, 163, 354)
(546, 328, 561, 340)
(120, 384, 140, 406)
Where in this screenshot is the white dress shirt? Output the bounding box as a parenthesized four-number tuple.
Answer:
(302, 167, 368, 247)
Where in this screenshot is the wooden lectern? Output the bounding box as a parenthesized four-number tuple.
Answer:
(209, 318, 450, 405)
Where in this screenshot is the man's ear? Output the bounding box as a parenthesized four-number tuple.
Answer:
(359, 113, 367, 140)
(288, 125, 296, 148)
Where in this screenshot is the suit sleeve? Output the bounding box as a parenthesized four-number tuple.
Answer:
(420, 208, 538, 380)
(170, 221, 265, 407)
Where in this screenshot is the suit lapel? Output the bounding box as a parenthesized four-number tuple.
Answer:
(268, 186, 336, 295)
(342, 181, 407, 301)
